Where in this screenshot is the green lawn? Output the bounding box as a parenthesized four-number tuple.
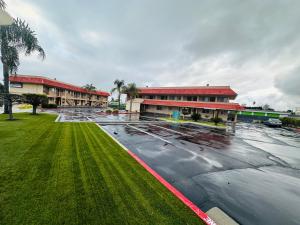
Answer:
(160, 117, 226, 128)
(0, 113, 203, 225)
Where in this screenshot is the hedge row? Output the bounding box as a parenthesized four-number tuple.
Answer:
(280, 117, 300, 127)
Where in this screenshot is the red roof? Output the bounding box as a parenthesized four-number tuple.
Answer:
(138, 86, 237, 98)
(142, 99, 244, 111)
(9, 75, 110, 97)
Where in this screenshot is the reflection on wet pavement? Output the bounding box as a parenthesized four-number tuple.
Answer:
(102, 122, 300, 225)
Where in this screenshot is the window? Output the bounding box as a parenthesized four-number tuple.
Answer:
(209, 97, 216, 102)
(157, 106, 163, 110)
(198, 97, 204, 101)
(187, 96, 197, 101)
(169, 96, 175, 100)
(149, 95, 154, 99)
(217, 97, 223, 102)
(202, 109, 210, 114)
(43, 86, 49, 94)
(10, 82, 23, 88)
(177, 96, 182, 101)
(160, 96, 167, 100)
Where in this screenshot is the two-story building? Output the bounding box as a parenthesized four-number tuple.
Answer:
(126, 86, 243, 121)
(9, 75, 110, 107)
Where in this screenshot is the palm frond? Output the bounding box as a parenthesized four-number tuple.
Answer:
(0, 0, 6, 9)
(122, 83, 138, 98)
(82, 84, 96, 91)
(5, 18, 46, 59)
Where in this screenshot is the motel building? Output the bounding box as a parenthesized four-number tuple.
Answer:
(126, 86, 244, 121)
(9, 75, 110, 107)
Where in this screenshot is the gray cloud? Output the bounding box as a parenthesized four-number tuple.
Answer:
(4, 0, 300, 110)
(275, 67, 300, 96)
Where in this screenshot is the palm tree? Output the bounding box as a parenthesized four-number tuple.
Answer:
(111, 79, 124, 109)
(122, 83, 138, 114)
(1, 12, 45, 113)
(82, 83, 96, 106)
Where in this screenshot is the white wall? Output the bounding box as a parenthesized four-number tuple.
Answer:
(126, 98, 144, 112)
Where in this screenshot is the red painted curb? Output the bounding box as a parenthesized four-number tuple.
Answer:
(126, 150, 217, 225)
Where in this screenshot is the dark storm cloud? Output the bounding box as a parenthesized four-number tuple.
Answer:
(4, 0, 300, 109)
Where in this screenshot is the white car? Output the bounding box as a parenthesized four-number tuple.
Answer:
(264, 118, 282, 127)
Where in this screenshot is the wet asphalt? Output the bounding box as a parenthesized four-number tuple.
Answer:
(102, 122, 300, 225)
(55, 109, 300, 225)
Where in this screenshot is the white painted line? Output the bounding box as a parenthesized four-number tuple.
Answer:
(86, 116, 93, 122)
(149, 124, 193, 137)
(55, 114, 61, 122)
(95, 123, 129, 151)
(126, 124, 172, 144)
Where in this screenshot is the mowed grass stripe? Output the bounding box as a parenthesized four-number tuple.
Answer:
(81, 123, 154, 224)
(0, 113, 204, 225)
(82, 123, 201, 224)
(73, 123, 123, 224)
(83, 123, 183, 222)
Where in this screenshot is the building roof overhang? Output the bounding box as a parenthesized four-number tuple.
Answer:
(142, 99, 244, 111)
(138, 86, 238, 99)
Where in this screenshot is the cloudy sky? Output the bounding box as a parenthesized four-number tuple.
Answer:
(3, 0, 300, 110)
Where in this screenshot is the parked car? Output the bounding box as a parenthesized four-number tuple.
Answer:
(264, 118, 282, 127)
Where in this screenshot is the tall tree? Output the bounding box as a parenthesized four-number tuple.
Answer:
(122, 83, 138, 114)
(0, 82, 3, 93)
(111, 79, 124, 110)
(82, 84, 96, 106)
(1, 8, 45, 114)
(0, 82, 4, 107)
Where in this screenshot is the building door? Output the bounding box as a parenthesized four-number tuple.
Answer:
(55, 97, 61, 106)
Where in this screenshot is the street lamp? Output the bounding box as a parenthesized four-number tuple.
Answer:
(0, 8, 13, 26)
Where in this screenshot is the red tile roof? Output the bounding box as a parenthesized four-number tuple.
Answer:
(142, 99, 244, 111)
(9, 75, 110, 97)
(138, 86, 237, 98)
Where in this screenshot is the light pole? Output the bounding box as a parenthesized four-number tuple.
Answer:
(0, 8, 13, 26)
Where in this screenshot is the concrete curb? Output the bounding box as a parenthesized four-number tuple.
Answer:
(96, 123, 217, 225)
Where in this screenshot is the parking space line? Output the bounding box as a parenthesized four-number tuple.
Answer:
(126, 124, 172, 144)
(149, 124, 193, 137)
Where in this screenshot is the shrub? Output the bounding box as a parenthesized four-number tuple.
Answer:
(191, 113, 201, 121)
(280, 117, 300, 127)
(112, 109, 119, 114)
(42, 103, 57, 109)
(106, 109, 112, 114)
(211, 117, 223, 125)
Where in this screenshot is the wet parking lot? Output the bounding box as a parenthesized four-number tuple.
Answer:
(54, 109, 300, 225)
(102, 123, 300, 225)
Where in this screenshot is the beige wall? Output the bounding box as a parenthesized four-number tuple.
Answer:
(126, 98, 144, 112)
(10, 83, 44, 95)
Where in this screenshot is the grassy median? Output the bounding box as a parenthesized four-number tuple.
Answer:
(160, 117, 226, 128)
(0, 113, 203, 225)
